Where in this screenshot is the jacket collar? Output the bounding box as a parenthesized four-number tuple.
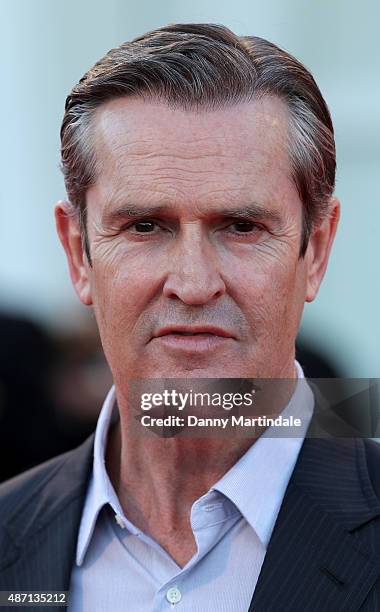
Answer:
(249, 436, 380, 612)
(0, 433, 94, 574)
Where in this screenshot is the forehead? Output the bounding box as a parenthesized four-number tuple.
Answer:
(89, 95, 297, 213)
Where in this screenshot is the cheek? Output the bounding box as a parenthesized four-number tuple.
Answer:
(227, 255, 307, 339)
(89, 244, 167, 355)
(265, 262, 307, 343)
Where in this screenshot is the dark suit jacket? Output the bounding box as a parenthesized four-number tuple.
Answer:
(1, 428, 380, 610)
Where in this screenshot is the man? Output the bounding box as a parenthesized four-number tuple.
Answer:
(1, 23, 380, 612)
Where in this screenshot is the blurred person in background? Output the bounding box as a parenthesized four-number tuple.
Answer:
(0, 312, 57, 480)
(0, 312, 111, 482)
(1, 23, 379, 612)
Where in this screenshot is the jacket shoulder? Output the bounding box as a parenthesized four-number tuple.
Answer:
(0, 438, 94, 524)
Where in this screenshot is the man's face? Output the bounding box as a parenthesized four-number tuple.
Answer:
(57, 96, 338, 385)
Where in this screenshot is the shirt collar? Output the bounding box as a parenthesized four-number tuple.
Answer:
(213, 362, 314, 547)
(76, 361, 313, 564)
(76, 387, 124, 565)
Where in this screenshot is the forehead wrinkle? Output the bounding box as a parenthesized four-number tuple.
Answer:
(89, 96, 298, 223)
(117, 135, 231, 158)
(93, 159, 296, 224)
(97, 141, 247, 179)
(92, 96, 291, 171)
(98, 135, 288, 170)
(94, 109, 232, 165)
(98, 149, 292, 194)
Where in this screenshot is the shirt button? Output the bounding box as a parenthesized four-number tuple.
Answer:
(166, 586, 182, 604)
(115, 514, 126, 529)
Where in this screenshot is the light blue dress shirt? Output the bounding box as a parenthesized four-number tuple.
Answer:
(68, 362, 313, 611)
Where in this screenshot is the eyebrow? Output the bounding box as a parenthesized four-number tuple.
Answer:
(102, 203, 283, 226)
(103, 205, 168, 226)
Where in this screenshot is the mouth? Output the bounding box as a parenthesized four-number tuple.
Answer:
(152, 326, 235, 352)
(168, 331, 212, 336)
(154, 325, 234, 338)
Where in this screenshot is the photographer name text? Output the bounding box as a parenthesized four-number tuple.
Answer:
(140, 414, 302, 429)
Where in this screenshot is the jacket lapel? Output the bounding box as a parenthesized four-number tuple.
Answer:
(249, 437, 380, 611)
(0, 434, 94, 591)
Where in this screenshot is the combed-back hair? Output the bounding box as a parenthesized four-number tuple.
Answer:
(60, 23, 336, 262)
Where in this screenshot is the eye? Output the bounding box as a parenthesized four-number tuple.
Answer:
(134, 220, 157, 232)
(120, 218, 173, 238)
(126, 220, 159, 233)
(229, 221, 263, 234)
(231, 221, 256, 232)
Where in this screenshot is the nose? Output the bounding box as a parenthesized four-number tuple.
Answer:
(162, 225, 226, 305)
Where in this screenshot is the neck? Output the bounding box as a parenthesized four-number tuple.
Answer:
(106, 361, 298, 564)
(106, 422, 257, 565)
(109, 422, 257, 514)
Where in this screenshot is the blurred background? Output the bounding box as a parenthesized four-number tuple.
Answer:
(0, 0, 379, 480)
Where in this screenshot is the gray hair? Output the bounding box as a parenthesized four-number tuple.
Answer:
(60, 23, 336, 264)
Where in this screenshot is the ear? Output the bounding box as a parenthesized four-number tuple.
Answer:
(305, 196, 340, 303)
(55, 201, 93, 305)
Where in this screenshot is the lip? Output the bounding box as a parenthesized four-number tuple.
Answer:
(154, 325, 234, 339)
(152, 325, 235, 353)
